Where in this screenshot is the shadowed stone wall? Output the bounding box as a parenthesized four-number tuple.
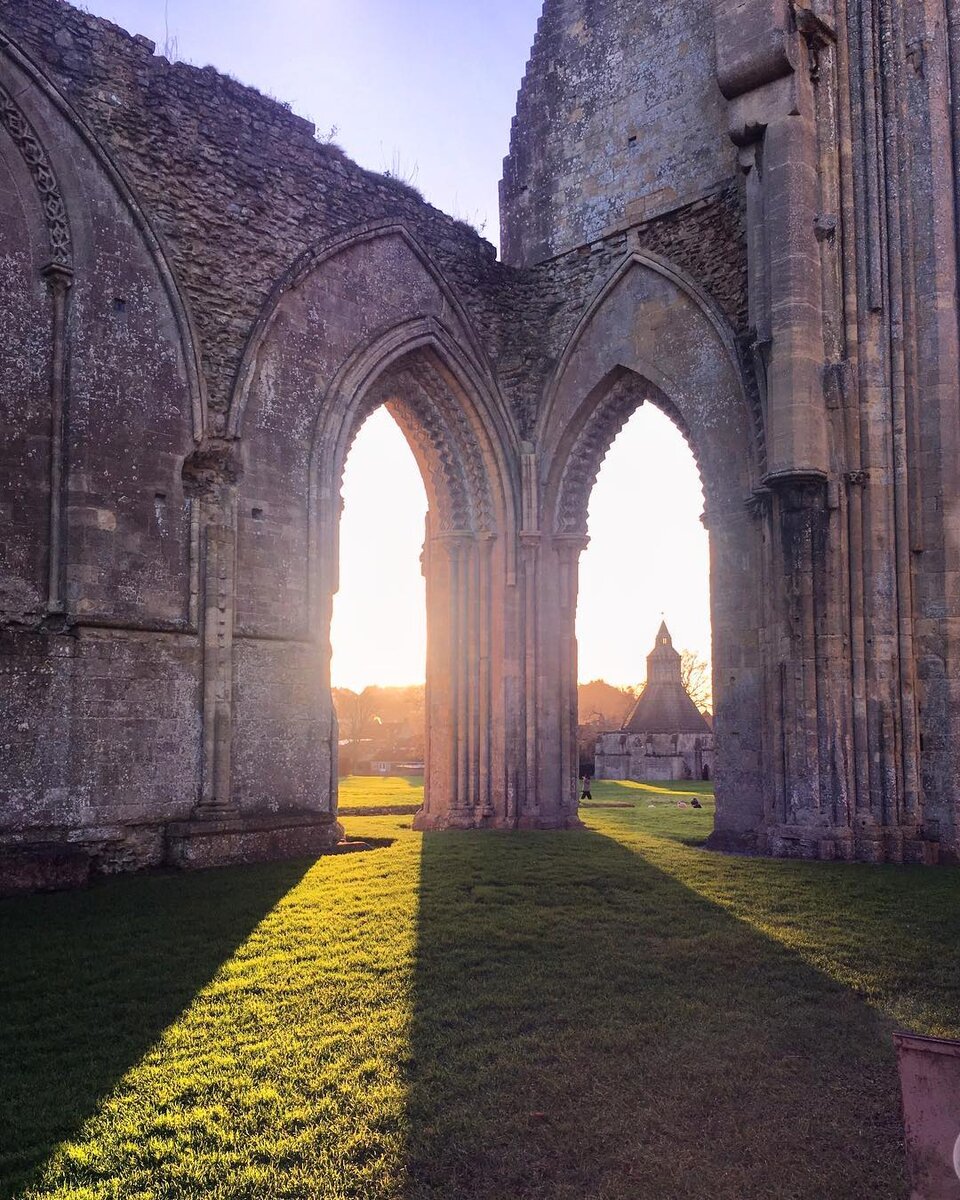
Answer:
(0, 0, 957, 880)
(501, 0, 734, 267)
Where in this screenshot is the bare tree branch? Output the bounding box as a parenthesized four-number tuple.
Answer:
(679, 650, 712, 712)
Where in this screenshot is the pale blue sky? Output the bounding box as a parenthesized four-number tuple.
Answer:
(85, 0, 544, 244)
(84, 1, 712, 691)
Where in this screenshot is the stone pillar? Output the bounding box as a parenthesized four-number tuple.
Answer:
(715, 0, 860, 859)
(415, 530, 480, 830)
(476, 531, 496, 823)
(770, 477, 829, 829)
(517, 530, 542, 827)
(554, 534, 589, 822)
(198, 501, 236, 816)
(180, 443, 242, 818)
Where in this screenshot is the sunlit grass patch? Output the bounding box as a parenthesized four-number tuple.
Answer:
(338, 776, 424, 811)
(0, 780, 956, 1199)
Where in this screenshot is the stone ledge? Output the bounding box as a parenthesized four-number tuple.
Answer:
(165, 810, 345, 871)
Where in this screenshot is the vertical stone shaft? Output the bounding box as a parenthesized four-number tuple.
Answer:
(877, 0, 921, 830)
(43, 265, 72, 615)
(763, 113, 829, 481)
(520, 533, 541, 822)
(477, 533, 494, 818)
(555, 536, 587, 813)
(200, 505, 236, 812)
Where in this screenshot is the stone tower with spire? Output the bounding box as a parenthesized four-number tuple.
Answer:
(595, 622, 714, 783)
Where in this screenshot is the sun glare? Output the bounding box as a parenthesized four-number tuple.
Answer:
(576, 405, 711, 687)
(330, 407, 428, 691)
(332, 404, 709, 695)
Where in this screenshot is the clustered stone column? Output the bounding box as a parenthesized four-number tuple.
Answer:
(416, 527, 499, 828)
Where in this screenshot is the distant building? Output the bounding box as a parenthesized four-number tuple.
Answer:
(594, 622, 714, 783)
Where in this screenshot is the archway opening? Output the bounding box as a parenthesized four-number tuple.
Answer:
(576, 402, 714, 800)
(319, 342, 508, 829)
(331, 407, 428, 789)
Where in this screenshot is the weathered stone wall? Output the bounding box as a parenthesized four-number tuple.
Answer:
(0, 0, 510, 420)
(595, 732, 715, 783)
(0, 0, 522, 872)
(501, 0, 735, 266)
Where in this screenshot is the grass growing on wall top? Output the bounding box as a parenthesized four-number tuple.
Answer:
(1, 780, 957, 1199)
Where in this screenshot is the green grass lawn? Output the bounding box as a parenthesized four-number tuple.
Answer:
(337, 776, 424, 811)
(1, 780, 957, 1199)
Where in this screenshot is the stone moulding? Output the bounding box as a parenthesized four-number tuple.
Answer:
(0, 76, 71, 267)
(538, 248, 764, 468)
(165, 810, 345, 872)
(227, 222, 505, 441)
(0, 34, 207, 439)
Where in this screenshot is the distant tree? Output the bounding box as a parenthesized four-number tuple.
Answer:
(680, 651, 712, 712)
(339, 689, 381, 746)
(577, 679, 637, 729)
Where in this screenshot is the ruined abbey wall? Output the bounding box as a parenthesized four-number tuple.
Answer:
(0, 0, 519, 874)
(1, 0, 958, 882)
(501, 0, 735, 267)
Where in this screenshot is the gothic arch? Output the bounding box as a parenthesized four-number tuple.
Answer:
(0, 34, 210, 837)
(228, 226, 520, 829)
(0, 38, 207, 627)
(228, 221, 510, 447)
(541, 249, 763, 528)
(0, 74, 72, 270)
(0, 37, 206, 436)
(548, 366, 707, 539)
(536, 250, 768, 846)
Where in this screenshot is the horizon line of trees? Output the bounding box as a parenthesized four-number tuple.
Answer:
(333, 650, 712, 740)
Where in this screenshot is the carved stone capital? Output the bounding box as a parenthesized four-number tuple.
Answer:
(553, 533, 590, 561)
(764, 470, 829, 512)
(41, 262, 74, 294)
(433, 530, 475, 560)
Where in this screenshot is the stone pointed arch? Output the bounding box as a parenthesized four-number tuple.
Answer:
(0, 36, 207, 438)
(228, 224, 521, 831)
(0, 34, 207, 626)
(534, 249, 768, 850)
(306, 316, 519, 601)
(548, 365, 708, 539)
(541, 248, 764, 526)
(227, 220, 512, 444)
(0, 32, 211, 842)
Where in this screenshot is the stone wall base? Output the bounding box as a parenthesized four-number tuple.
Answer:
(705, 828, 760, 855)
(0, 844, 93, 897)
(0, 810, 346, 895)
(165, 811, 345, 871)
(757, 824, 946, 865)
(413, 808, 584, 832)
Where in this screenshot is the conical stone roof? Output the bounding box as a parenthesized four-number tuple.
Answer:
(621, 623, 711, 735)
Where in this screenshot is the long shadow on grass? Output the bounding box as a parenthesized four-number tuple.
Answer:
(406, 829, 905, 1200)
(0, 860, 312, 1199)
